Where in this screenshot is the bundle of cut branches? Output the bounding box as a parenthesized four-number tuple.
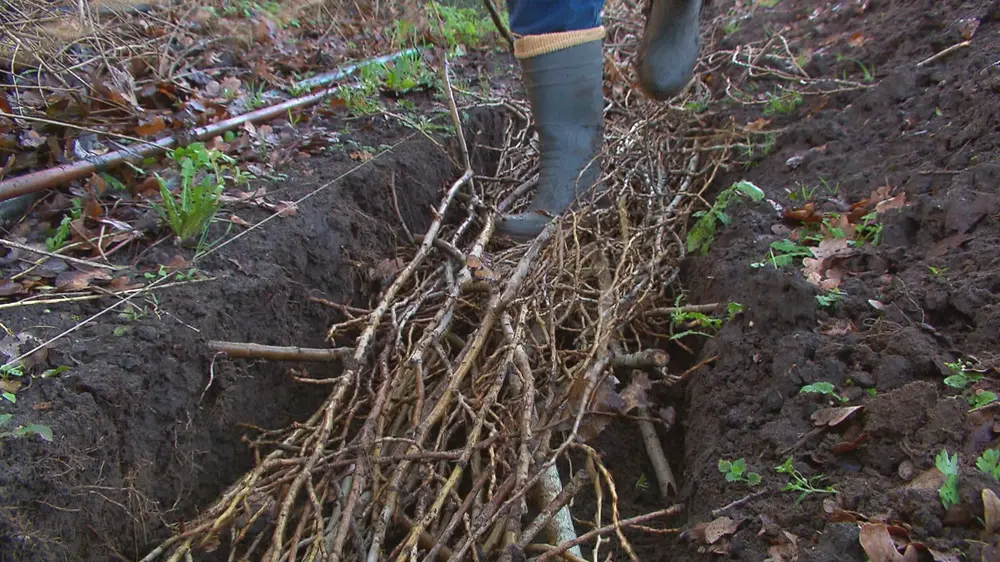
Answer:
(143, 2, 748, 561)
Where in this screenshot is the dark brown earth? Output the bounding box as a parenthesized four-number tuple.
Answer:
(588, 0, 1000, 560)
(3, 0, 1000, 561)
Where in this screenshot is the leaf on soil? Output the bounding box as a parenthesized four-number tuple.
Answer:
(983, 489, 1000, 534)
(925, 233, 970, 259)
(859, 522, 907, 562)
(803, 238, 857, 288)
(0, 378, 22, 395)
(902, 467, 945, 492)
(745, 118, 771, 132)
(273, 201, 298, 217)
(818, 318, 857, 335)
(20, 423, 53, 442)
(55, 269, 112, 292)
(704, 516, 740, 544)
(830, 432, 871, 454)
(956, 17, 980, 40)
(811, 406, 863, 427)
(847, 32, 867, 47)
(875, 192, 907, 214)
(135, 115, 167, 137)
(350, 151, 374, 162)
(230, 214, 251, 227)
(19, 129, 47, 149)
(783, 202, 819, 223)
(765, 531, 799, 562)
(0, 280, 26, 297)
(620, 372, 651, 413)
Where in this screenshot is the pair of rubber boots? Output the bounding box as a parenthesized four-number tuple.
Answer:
(497, 0, 703, 241)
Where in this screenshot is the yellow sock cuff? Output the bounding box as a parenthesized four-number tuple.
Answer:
(513, 26, 605, 59)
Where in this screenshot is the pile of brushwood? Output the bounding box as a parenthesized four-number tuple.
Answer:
(141, 2, 872, 561)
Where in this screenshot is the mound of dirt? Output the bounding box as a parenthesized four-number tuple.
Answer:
(590, 0, 1000, 560)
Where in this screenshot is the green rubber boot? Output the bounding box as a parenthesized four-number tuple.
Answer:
(635, 0, 703, 101)
(496, 39, 605, 242)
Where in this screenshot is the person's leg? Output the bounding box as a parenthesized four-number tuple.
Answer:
(496, 0, 606, 241)
(635, 0, 703, 100)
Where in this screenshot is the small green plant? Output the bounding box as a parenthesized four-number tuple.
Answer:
(976, 449, 1000, 481)
(815, 287, 846, 309)
(382, 52, 436, 94)
(152, 143, 236, 246)
(45, 198, 83, 251)
(928, 266, 948, 277)
(787, 182, 818, 202)
(775, 457, 838, 504)
(245, 82, 267, 110)
(687, 180, 765, 255)
(726, 302, 744, 321)
(800, 381, 849, 404)
(719, 458, 762, 486)
(935, 448, 960, 510)
(635, 473, 651, 492)
(864, 388, 878, 398)
(854, 212, 884, 244)
(0, 414, 52, 442)
(763, 89, 803, 116)
(969, 390, 998, 410)
(426, 2, 496, 51)
(1, 363, 24, 403)
(943, 358, 982, 390)
(750, 238, 813, 269)
(683, 99, 709, 113)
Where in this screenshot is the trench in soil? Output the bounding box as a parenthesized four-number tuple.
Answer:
(5, 0, 1000, 559)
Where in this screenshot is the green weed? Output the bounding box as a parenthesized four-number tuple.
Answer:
(750, 239, 813, 269)
(976, 449, 1000, 481)
(775, 457, 838, 504)
(943, 358, 982, 390)
(935, 448, 960, 510)
(800, 381, 849, 404)
(969, 390, 998, 410)
(152, 143, 238, 246)
(687, 180, 765, 255)
(45, 198, 82, 251)
(815, 288, 846, 309)
(763, 90, 803, 116)
(719, 458, 762, 486)
(0, 414, 52, 442)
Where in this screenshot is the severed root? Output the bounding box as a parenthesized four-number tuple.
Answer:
(613, 348, 669, 369)
(637, 406, 677, 500)
(207, 341, 352, 362)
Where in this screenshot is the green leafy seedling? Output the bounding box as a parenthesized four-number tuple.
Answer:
(750, 238, 813, 269)
(969, 390, 998, 410)
(687, 180, 765, 255)
(815, 288, 846, 309)
(152, 143, 238, 246)
(943, 358, 983, 390)
(976, 449, 1000, 481)
(935, 448, 960, 510)
(0, 414, 53, 442)
(719, 458, 762, 486)
(800, 382, 849, 404)
(775, 457, 838, 505)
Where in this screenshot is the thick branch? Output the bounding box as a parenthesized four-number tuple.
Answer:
(207, 341, 352, 362)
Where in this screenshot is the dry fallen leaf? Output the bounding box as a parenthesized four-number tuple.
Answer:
(704, 516, 740, 544)
(811, 406, 863, 427)
(272, 201, 298, 217)
(620, 372, 651, 413)
(0, 378, 22, 395)
(859, 522, 905, 562)
(765, 531, 799, 562)
(350, 151, 374, 162)
(983, 489, 1000, 535)
(0, 280, 26, 297)
(55, 269, 112, 292)
(818, 318, 857, 335)
(230, 214, 252, 227)
(875, 192, 907, 214)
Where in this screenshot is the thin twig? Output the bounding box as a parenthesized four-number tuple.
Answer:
(207, 341, 352, 362)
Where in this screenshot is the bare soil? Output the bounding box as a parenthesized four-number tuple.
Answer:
(3, 0, 1000, 561)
